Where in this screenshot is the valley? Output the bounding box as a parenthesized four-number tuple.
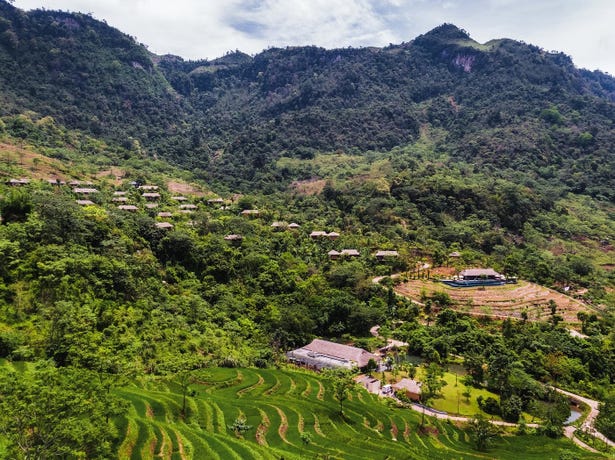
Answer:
(0, 1, 613, 458)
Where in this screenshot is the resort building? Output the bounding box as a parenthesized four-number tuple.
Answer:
(287, 339, 378, 370)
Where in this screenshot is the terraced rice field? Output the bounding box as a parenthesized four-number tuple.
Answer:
(111, 367, 597, 459)
(395, 280, 591, 323)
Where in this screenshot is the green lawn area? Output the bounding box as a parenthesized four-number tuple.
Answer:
(379, 364, 536, 421)
(425, 371, 536, 421)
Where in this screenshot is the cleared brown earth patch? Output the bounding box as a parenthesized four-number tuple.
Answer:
(256, 409, 270, 446)
(395, 279, 592, 324)
(313, 413, 326, 438)
(390, 419, 398, 440)
(290, 178, 326, 195)
(95, 167, 125, 185)
(0, 142, 72, 180)
(274, 406, 290, 444)
(167, 181, 204, 197)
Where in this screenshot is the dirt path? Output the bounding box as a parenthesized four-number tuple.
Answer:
(555, 388, 614, 449)
(405, 400, 605, 453)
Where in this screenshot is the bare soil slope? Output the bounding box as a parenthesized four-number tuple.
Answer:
(395, 279, 592, 324)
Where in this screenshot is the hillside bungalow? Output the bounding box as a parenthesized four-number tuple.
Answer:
(241, 209, 260, 217)
(7, 179, 29, 186)
(340, 249, 360, 258)
(47, 178, 66, 186)
(207, 198, 225, 205)
(459, 268, 502, 280)
(224, 234, 243, 246)
(172, 196, 188, 201)
(180, 204, 197, 210)
(355, 375, 381, 394)
(155, 222, 173, 229)
(327, 232, 340, 240)
(449, 251, 461, 259)
(287, 339, 378, 371)
(139, 185, 159, 191)
(328, 250, 341, 260)
(118, 205, 138, 212)
(288, 222, 301, 229)
(310, 231, 328, 239)
(73, 187, 98, 194)
(113, 191, 127, 196)
(69, 180, 93, 187)
(392, 378, 422, 401)
(271, 221, 286, 230)
(145, 203, 158, 209)
(112, 197, 128, 202)
(375, 250, 399, 261)
(143, 192, 161, 200)
(76, 200, 95, 206)
(157, 212, 173, 218)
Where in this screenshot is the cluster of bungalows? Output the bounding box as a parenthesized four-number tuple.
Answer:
(4, 178, 231, 234)
(309, 231, 339, 240)
(328, 249, 400, 261)
(306, 229, 400, 262)
(270, 221, 301, 230)
(37, 179, 202, 229)
(73, 182, 99, 206)
(139, 185, 161, 209)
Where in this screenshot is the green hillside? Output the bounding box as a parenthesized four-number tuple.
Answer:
(0, 120, 613, 457)
(0, 2, 614, 458)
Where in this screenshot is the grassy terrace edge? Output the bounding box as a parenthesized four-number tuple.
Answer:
(107, 366, 597, 459)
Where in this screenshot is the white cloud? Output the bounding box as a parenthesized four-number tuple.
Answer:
(11, 0, 615, 74)
(224, 0, 396, 49)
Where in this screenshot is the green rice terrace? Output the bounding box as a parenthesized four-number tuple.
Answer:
(100, 366, 596, 459)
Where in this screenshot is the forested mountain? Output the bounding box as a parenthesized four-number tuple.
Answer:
(0, 2, 614, 458)
(0, 1, 614, 198)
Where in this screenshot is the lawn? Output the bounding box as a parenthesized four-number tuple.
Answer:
(425, 370, 537, 421)
(377, 365, 537, 421)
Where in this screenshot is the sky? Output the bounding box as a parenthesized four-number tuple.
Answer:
(12, 0, 615, 75)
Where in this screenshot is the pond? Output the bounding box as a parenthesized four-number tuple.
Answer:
(565, 407, 582, 425)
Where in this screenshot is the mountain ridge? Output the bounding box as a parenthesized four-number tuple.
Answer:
(0, 3, 614, 198)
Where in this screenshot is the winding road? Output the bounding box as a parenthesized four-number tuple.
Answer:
(403, 401, 601, 453)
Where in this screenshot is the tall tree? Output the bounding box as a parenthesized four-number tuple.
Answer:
(0, 361, 124, 459)
(328, 369, 356, 416)
(468, 414, 498, 451)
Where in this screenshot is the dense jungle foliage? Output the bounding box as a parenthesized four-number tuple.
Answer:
(0, 1, 614, 458)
